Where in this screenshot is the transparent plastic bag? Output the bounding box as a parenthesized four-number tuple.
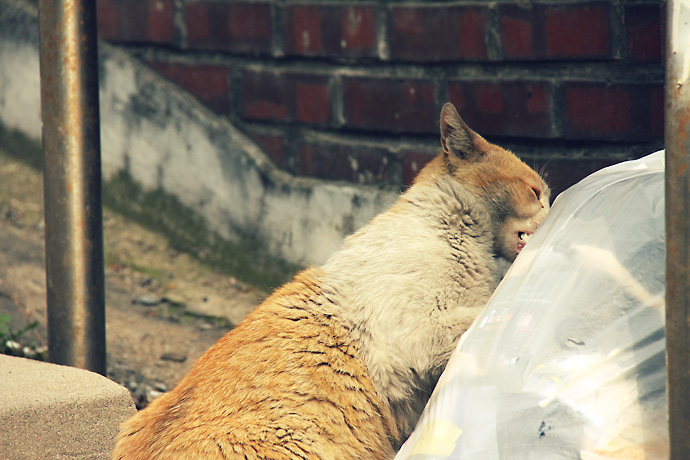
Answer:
(395, 151, 667, 460)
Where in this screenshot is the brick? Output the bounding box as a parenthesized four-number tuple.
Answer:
(97, 1, 118, 40)
(477, 85, 503, 115)
(389, 5, 487, 61)
(242, 70, 289, 121)
(447, 80, 554, 138)
(288, 5, 322, 55)
(526, 83, 549, 113)
(284, 4, 378, 58)
(650, 85, 664, 139)
(625, 4, 663, 62)
(501, 13, 533, 59)
(460, 9, 487, 60)
(247, 131, 287, 168)
(499, 3, 610, 60)
(545, 3, 610, 59)
(229, 3, 272, 48)
(342, 6, 377, 52)
(241, 69, 331, 125)
(147, 62, 231, 115)
(447, 84, 466, 113)
(185, 2, 272, 54)
(499, 5, 541, 60)
(564, 84, 629, 139)
(148, 0, 175, 42)
(97, 0, 175, 44)
(402, 150, 438, 187)
(185, 2, 211, 43)
(298, 139, 392, 185)
(296, 83, 331, 124)
(563, 83, 663, 141)
(342, 77, 438, 134)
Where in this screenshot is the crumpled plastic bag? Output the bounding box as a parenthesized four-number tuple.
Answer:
(395, 151, 668, 460)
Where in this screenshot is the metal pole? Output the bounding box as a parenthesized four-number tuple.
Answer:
(666, 0, 690, 456)
(38, 0, 106, 375)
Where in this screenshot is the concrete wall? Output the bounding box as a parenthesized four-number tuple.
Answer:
(0, 0, 397, 270)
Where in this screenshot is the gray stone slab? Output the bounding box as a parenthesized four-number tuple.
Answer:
(0, 354, 136, 460)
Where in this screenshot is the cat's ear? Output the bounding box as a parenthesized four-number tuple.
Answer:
(440, 103, 484, 162)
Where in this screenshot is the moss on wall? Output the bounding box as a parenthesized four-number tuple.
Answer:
(0, 124, 298, 292)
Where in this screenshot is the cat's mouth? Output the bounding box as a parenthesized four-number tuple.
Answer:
(517, 231, 533, 252)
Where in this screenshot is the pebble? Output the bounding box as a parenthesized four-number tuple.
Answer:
(147, 389, 165, 401)
(136, 294, 160, 306)
(153, 382, 168, 392)
(160, 352, 187, 363)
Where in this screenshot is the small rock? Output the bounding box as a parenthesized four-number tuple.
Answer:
(153, 382, 168, 392)
(22, 346, 36, 358)
(147, 388, 165, 402)
(5, 340, 21, 352)
(136, 294, 160, 306)
(160, 352, 187, 363)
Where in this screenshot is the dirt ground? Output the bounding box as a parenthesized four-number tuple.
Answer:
(0, 150, 267, 408)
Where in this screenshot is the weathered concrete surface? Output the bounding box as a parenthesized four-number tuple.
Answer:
(0, 0, 397, 269)
(0, 354, 136, 460)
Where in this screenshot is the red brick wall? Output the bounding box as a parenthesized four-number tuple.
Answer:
(96, 0, 664, 197)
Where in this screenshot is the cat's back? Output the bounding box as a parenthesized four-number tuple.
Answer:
(111, 268, 397, 460)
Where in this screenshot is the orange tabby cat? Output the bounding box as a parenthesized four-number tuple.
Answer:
(112, 103, 550, 460)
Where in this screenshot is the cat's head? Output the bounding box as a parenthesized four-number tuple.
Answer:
(419, 102, 550, 261)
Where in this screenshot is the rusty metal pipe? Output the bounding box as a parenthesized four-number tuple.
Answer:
(38, 0, 106, 375)
(666, 0, 690, 456)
